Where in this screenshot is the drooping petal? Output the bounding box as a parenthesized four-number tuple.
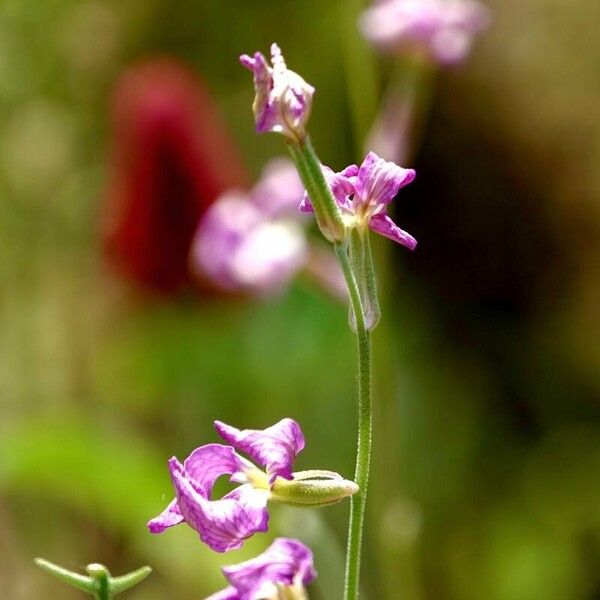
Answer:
(355, 151, 416, 207)
(222, 537, 317, 599)
(369, 213, 417, 250)
(169, 459, 269, 552)
(215, 419, 305, 482)
(183, 444, 248, 495)
(147, 498, 184, 533)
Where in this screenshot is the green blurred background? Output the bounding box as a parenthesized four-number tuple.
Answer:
(0, 0, 598, 598)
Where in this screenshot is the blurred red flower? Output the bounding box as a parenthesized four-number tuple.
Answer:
(102, 58, 249, 292)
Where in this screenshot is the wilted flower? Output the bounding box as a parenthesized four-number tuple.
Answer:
(190, 159, 308, 294)
(205, 538, 316, 600)
(148, 419, 357, 552)
(240, 44, 314, 142)
(300, 151, 417, 249)
(102, 59, 249, 291)
(360, 0, 491, 65)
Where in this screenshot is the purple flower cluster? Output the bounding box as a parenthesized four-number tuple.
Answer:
(149, 418, 355, 596)
(206, 538, 316, 600)
(190, 159, 308, 294)
(360, 0, 491, 65)
(300, 151, 417, 250)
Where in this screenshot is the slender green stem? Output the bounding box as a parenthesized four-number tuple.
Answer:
(287, 138, 345, 242)
(335, 242, 372, 600)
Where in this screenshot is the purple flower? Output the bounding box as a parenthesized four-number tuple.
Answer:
(301, 151, 417, 250)
(148, 419, 357, 552)
(205, 538, 317, 600)
(240, 43, 314, 141)
(190, 159, 307, 294)
(360, 0, 491, 65)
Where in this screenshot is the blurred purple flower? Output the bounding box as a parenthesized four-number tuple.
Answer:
(148, 419, 305, 552)
(240, 43, 314, 141)
(206, 538, 317, 600)
(190, 159, 308, 294)
(360, 0, 491, 65)
(301, 151, 417, 249)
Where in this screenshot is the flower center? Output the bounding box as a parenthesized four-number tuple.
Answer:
(246, 468, 271, 490)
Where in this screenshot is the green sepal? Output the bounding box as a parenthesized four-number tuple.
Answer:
(347, 228, 380, 332)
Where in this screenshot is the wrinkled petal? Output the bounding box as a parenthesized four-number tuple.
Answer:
(356, 151, 416, 207)
(369, 213, 417, 250)
(170, 459, 269, 552)
(215, 419, 305, 482)
(183, 444, 248, 495)
(147, 498, 184, 533)
(240, 51, 275, 133)
(222, 538, 317, 599)
(205, 587, 240, 600)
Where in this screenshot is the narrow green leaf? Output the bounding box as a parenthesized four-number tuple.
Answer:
(34, 558, 96, 594)
(110, 566, 152, 594)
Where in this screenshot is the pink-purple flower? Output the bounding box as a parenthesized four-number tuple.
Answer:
(205, 538, 317, 600)
(148, 419, 357, 552)
(360, 0, 491, 65)
(240, 44, 314, 141)
(189, 159, 308, 294)
(300, 151, 417, 250)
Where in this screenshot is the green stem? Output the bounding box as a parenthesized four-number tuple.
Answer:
(287, 137, 345, 242)
(335, 242, 372, 600)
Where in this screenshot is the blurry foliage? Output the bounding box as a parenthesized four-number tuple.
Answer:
(0, 0, 598, 599)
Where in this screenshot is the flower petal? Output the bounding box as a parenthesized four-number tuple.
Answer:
(222, 537, 317, 598)
(240, 51, 275, 133)
(215, 419, 305, 482)
(169, 459, 269, 553)
(369, 213, 417, 250)
(300, 164, 357, 214)
(183, 444, 248, 495)
(356, 151, 415, 206)
(204, 587, 240, 600)
(249, 158, 305, 218)
(147, 498, 184, 533)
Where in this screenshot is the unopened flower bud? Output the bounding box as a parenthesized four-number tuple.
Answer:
(240, 43, 314, 142)
(270, 469, 359, 507)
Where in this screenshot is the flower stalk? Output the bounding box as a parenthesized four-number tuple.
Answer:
(335, 241, 373, 600)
